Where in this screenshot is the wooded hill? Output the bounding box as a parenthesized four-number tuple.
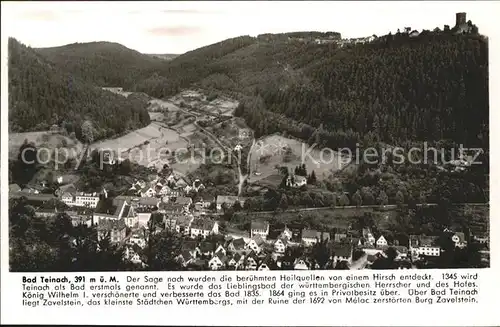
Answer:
(36, 41, 164, 87)
(19, 28, 489, 149)
(8, 38, 151, 141)
(133, 31, 489, 149)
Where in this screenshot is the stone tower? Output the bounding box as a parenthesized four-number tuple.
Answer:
(456, 12, 466, 26)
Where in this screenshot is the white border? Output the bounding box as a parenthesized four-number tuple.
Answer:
(1, 2, 500, 326)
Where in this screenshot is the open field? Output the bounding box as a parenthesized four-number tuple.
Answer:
(148, 112, 164, 121)
(90, 122, 189, 171)
(170, 89, 239, 117)
(9, 131, 84, 161)
(247, 134, 351, 186)
(149, 99, 180, 112)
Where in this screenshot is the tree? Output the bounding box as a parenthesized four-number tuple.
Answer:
(352, 190, 363, 207)
(145, 229, 182, 271)
(150, 212, 165, 229)
(232, 201, 242, 212)
(361, 187, 375, 205)
(334, 260, 349, 270)
(279, 194, 289, 211)
(310, 240, 330, 269)
(307, 171, 317, 184)
(395, 190, 405, 206)
(377, 191, 389, 205)
(81, 120, 94, 144)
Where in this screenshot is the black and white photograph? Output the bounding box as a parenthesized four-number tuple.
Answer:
(6, 2, 490, 273)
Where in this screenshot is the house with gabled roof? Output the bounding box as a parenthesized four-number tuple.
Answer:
(175, 196, 193, 211)
(138, 197, 160, 210)
(140, 186, 156, 198)
(97, 218, 127, 244)
(190, 218, 219, 239)
(176, 251, 195, 267)
(199, 241, 217, 257)
(274, 238, 289, 254)
(451, 232, 467, 248)
(214, 244, 226, 256)
(409, 235, 441, 257)
(208, 252, 227, 270)
(331, 244, 353, 265)
(393, 246, 409, 260)
(94, 199, 130, 224)
(294, 257, 309, 270)
(9, 184, 21, 193)
(247, 235, 266, 254)
(228, 238, 247, 253)
(227, 253, 241, 268)
(279, 226, 293, 240)
(194, 194, 214, 210)
(257, 254, 277, 271)
(240, 251, 259, 270)
(122, 204, 138, 228)
(376, 235, 388, 248)
(250, 220, 269, 239)
(165, 214, 193, 236)
(302, 229, 330, 246)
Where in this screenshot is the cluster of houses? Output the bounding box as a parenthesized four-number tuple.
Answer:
(119, 209, 481, 270)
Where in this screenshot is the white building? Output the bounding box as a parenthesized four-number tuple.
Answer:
(190, 219, 219, 238)
(61, 192, 100, 208)
(250, 221, 269, 239)
(274, 238, 288, 254)
(409, 235, 441, 257)
(376, 235, 388, 248)
(286, 175, 307, 188)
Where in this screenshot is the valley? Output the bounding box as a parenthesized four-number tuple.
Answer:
(7, 19, 490, 272)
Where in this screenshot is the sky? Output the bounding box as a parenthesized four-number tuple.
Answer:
(1, 1, 499, 54)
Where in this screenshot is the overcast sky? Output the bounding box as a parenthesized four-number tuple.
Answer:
(2, 1, 498, 54)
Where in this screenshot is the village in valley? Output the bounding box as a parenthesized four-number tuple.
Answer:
(9, 103, 489, 271)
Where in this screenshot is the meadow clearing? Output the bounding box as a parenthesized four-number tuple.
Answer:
(247, 134, 351, 186)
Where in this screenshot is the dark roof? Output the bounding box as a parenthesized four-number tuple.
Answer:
(251, 234, 265, 246)
(178, 250, 193, 261)
(199, 242, 216, 253)
(97, 218, 126, 231)
(191, 219, 216, 231)
(138, 197, 159, 206)
(182, 240, 198, 251)
(410, 235, 440, 247)
(231, 238, 246, 250)
(109, 200, 125, 217)
(331, 244, 352, 258)
(259, 254, 277, 269)
(10, 192, 57, 202)
(251, 221, 269, 231)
